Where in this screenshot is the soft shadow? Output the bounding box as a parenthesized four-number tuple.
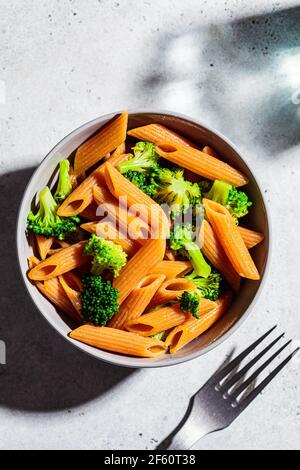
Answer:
(0, 167, 134, 412)
(136, 6, 300, 154)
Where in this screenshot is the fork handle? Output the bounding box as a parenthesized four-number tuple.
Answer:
(165, 421, 210, 450)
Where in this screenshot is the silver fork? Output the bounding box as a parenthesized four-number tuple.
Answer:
(159, 326, 299, 450)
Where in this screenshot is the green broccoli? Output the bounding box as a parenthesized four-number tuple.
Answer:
(27, 187, 80, 240)
(185, 271, 222, 301)
(179, 290, 202, 318)
(124, 170, 158, 197)
(80, 273, 119, 326)
(54, 159, 72, 203)
(117, 141, 159, 174)
(203, 179, 252, 222)
(169, 223, 211, 278)
(83, 233, 127, 277)
(152, 168, 201, 219)
(151, 331, 167, 341)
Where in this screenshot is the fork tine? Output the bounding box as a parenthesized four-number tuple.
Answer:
(221, 333, 285, 392)
(212, 325, 277, 384)
(239, 347, 299, 410)
(231, 340, 293, 399)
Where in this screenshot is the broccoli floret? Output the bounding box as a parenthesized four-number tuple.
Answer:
(125, 170, 158, 197)
(170, 223, 211, 278)
(83, 233, 127, 277)
(117, 141, 159, 174)
(152, 168, 201, 219)
(27, 187, 80, 240)
(151, 331, 167, 341)
(179, 290, 202, 318)
(198, 179, 213, 194)
(204, 180, 252, 222)
(80, 273, 119, 326)
(185, 271, 222, 301)
(54, 159, 72, 203)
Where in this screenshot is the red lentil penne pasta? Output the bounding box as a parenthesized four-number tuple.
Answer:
(165, 291, 232, 353)
(28, 241, 89, 281)
(27, 255, 40, 270)
(156, 143, 248, 187)
(79, 201, 101, 220)
(48, 240, 71, 256)
(36, 277, 79, 321)
(111, 142, 126, 158)
(126, 303, 188, 336)
(164, 248, 176, 261)
(113, 237, 166, 305)
(80, 220, 139, 257)
(93, 184, 150, 241)
(108, 274, 166, 329)
(238, 226, 265, 249)
(104, 162, 169, 238)
(126, 298, 216, 336)
(74, 112, 128, 175)
(203, 199, 260, 280)
(69, 324, 167, 358)
(202, 145, 218, 158)
(149, 278, 196, 308)
(150, 260, 192, 279)
(127, 123, 197, 148)
(57, 153, 128, 217)
(59, 272, 83, 321)
(35, 235, 54, 260)
(200, 220, 241, 292)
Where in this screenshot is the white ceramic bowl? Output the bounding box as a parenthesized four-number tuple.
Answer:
(17, 110, 270, 368)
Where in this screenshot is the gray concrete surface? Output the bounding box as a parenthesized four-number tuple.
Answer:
(0, 0, 299, 450)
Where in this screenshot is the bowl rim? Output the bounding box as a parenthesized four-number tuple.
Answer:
(16, 108, 271, 368)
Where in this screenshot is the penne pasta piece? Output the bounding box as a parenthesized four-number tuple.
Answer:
(200, 220, 241, 292)
(57, 153, 128, 217)
(150, 260, 192, 280)
(79, 201, 101, 220)
(165, 291, 232, 353)
(203, 199, 260, 280)
(93, 184, 150, 241)
(155, 143, 248, 187)
(35, 235, 54, 260)
(69, 324, 167, 358)
(28, 241, 89, 281)
(128, 123, 197, 147)
(69, 164, 78, 189)
(74, 112, 128, 175)
(111, 142, 126, 158)
(164, 248, 176, 261)
(80, 220, 139, 257)
(202, 145, 218, 158)
(108, 274, 166, 329)
(238, 226, 265, 249)
(104, 162, 168, 238)
(48, 240, 71, 256)
(149, 278, 196, 308)
(126, 298, 216, 336)
(36, 277, 79, 321)
(27, 255, 40, 270)
(59, 272, 83, 321)
(113, 238, 166, 305)
(126, 303, 188, 336)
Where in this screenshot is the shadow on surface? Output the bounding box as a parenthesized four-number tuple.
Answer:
(0, 167, 134, 412)
(137, 6, 300, 154)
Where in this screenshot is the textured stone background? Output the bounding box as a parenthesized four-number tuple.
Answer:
(0, 0, 299, 450)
